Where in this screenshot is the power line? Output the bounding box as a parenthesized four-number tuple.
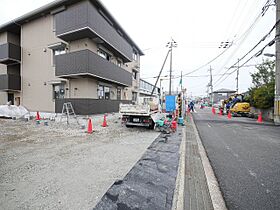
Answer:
(213, 19, 279, 86)
(214, 37, 276, 87)
(214, 0, 273, 77)
(173, 47, 231, 79)
(173, 0, 270, 80)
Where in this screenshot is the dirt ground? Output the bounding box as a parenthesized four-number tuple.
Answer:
(0, 114, 159, 210)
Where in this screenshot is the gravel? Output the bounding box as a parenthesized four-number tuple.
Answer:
(0, 113, 159, 210)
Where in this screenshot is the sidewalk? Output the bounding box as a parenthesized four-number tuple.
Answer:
(175, 114, 227, 210)
(184, 115, 214, 210)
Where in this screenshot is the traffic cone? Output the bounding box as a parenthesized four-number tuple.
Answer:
(35, 111, 41, 121)
(171, 120, 177, 132)
(212, 107, 216, 115)
(219, 109, 223, 116)
(102, 114, 108, 127)
(87, 118, 93, 134)
(257, 112, 263, 123)
(227, 111, 232, 119)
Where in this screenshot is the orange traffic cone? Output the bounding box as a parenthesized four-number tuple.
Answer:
(219, 109, 223, 116)
(87, 118, 93, 134)
(212, 107, 216, 115)
(102, 114, 108, 127)
(227, 111, 232, 119)
(257, 112, 263, 123)
(171, 120, 177, 132)
(35, 111, 41, 120)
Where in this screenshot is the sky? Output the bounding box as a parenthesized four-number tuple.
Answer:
(0, 0, 276, 97)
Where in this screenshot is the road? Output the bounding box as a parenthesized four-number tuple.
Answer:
(192, 107, 280, 210)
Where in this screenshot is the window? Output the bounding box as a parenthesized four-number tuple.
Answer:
(52, 48, 66, 66)
(104, 87, 110, 99)
(98, 85, 104, 99)
(52, 17, 56, 32)
(116, 59, 122, 67)
(98, 49, 110, 61)
(132, 92, 137, 102)
(98, 85, 110, 99)
(117, 88, 121, 100)
(133, 51, 138, 61)
(53, 84, 65, 99)
(132, 70, 137, 80)
(53, 49, 66, 56)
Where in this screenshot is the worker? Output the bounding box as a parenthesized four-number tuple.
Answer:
(189, 101, 195, 112)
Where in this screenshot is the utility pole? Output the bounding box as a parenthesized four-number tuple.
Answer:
(275, 0, 280, 124)
(150, 49, 170, 96)
(209, 66, 214, 105)
(166, 38, 177, 95)
(169, 42, 173, 95)
(236, 59, 239, 93)
(180, 71, 183, 91)
(206, 84, 209, 98)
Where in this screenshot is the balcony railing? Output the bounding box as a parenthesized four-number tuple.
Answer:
(55, 49, 132, 86)
(0, 43, 21, 65)
(0, 74, 21, 91)
(55, 1, 133, 62)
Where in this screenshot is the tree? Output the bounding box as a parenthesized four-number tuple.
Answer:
(251, 60, 275, 87)
(248, 59, 275, 109)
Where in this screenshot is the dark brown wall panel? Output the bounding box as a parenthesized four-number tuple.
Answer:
(55, 98, 131, 115)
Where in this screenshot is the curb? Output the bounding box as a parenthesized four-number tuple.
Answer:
(171, 127, 186, 210)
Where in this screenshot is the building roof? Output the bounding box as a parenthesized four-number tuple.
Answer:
(0, 0, 144, 55)
(213, 88, 236, 93)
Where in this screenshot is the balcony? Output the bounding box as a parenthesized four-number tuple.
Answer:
(0, 43, 21, 65)
(55, 49, 132, 87)
(0, 74, 21, 91)
(54, 1, 133, 62)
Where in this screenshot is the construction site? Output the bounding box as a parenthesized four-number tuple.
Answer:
(0, 108, 163, 209)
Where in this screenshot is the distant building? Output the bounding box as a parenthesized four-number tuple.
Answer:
(139, 79, 159, 98)
(0, 0, 143, 114)
(211, 88, 236, 104)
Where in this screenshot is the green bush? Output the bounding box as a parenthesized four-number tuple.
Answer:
(251, 82, 275, 109)
(247, 59, 275, 109)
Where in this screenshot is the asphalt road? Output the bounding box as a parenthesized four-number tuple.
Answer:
(192, 107, 280, 210)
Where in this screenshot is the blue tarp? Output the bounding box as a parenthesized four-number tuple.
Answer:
(165, 95, 176, 112)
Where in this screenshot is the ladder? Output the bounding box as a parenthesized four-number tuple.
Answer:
(61, 102, 79, 125)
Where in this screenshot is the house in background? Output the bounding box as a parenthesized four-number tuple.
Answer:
(211, 88, 236, 104)
(0, 0, 143, 114)
(139, 79, 159, 98)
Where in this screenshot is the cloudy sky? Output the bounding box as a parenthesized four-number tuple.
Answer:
(0, 0, 276, 97)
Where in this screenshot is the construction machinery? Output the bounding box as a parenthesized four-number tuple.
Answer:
(221, 94, 250, 116)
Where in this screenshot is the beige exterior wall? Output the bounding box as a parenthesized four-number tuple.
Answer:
(0, 32, 7, 44)
(0, 92, 7, 105)
(0, 64, 7, 74)
(69, 78, 98, 98)
(21, 14, 61, 112)
(68, 38, 98, 53)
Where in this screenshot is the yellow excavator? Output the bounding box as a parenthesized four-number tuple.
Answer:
(221, 94, 250, 116)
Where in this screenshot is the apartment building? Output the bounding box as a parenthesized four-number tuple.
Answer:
(139, 79, 160, 98)
(0, 0, 143, 114)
